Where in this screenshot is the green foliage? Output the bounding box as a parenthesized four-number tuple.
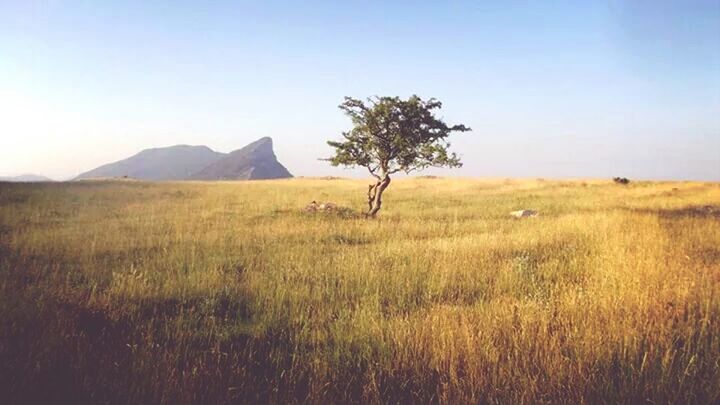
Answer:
(326, 96, 471, 177)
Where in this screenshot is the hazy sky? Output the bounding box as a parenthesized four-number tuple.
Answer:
(1, 0, 719, 180)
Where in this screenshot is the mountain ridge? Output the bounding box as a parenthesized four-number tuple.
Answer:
(0, 174, 54, 182)
(75, 137, 292, 181)
(189, 137, 293, 180)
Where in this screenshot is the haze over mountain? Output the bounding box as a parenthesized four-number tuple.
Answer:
(189, 137, 292, 180)
(75, 137, 292, 181)
(0, 174, 54, 182)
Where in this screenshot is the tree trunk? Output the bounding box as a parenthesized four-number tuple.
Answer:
(366, 175, 391, 217)
(367, 183, 377, 212)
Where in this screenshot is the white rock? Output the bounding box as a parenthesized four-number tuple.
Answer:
(510, 209, 538, 218)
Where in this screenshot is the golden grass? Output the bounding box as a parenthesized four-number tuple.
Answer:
(0, 177, 718, 404)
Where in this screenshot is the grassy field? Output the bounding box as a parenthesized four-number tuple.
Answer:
(0, 177, 718, 404)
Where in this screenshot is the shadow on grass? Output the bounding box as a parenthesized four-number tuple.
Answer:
(0, 287, 311, 404)
(627, 205, 720, 219)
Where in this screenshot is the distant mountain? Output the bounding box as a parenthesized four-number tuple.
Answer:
(75, 145, 224, 181)
(0, 174, 54, 182)
(189, 137, 292, 180)
(75, 138, 292, 181)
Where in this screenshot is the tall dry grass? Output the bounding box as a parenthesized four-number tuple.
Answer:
(0, 178, 718, 403)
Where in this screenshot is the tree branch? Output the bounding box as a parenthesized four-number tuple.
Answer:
(367, 165, 381, 179)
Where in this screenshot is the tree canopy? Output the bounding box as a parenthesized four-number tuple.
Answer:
(326, 95, 471, 179)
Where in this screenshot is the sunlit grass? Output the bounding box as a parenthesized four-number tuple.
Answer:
(1, 178, 718, 403)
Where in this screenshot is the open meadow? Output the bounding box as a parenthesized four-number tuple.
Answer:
(0, 177, 719, 404)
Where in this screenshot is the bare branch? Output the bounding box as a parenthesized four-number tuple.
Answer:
(367, 165, 381, 179)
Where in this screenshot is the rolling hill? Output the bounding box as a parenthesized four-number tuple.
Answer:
(0, 174, 54, 182)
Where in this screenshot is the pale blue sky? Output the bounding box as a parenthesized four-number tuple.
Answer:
(1, 0, 719, 180)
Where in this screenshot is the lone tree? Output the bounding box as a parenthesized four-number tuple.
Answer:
(326, 95, 471, 217)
